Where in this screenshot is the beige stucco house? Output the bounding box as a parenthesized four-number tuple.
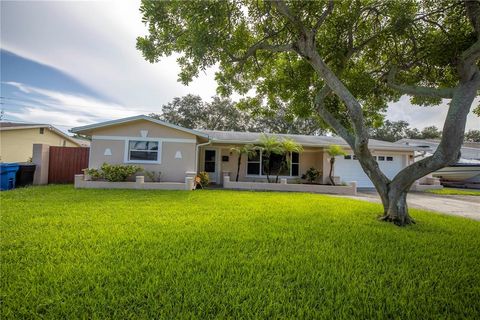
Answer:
(0, 122, 83, 162)
(71, 115, 416, 187)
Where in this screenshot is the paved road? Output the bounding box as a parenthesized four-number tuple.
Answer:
(347, 190, 480, 221)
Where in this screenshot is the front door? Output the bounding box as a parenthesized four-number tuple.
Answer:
(204, 149, 217, 183)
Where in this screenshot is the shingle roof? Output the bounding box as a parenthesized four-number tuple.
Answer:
(0, 122, 46, 128)
(68, 115, 414, 151)
(201, 130, 415, 150)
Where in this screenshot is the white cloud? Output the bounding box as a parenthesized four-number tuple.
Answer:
(1, 0, 218, 109)
(386, 95, 480, 131)
(4, 82, 139, 128)
(3, 81, 32, 94)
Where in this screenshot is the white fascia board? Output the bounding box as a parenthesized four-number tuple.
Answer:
(71, 115, 209, 138)
(92, 135, 197, 143)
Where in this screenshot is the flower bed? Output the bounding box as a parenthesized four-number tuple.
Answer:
(223, 176, 356, 195)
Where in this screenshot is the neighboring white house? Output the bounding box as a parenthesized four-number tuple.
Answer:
(71, 115, 416, 187)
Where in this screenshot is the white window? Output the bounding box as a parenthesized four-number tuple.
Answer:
(247, 151, 300, 177)
(291, 152, 299, 176)
(378, 156, 385, 161)
(247, 151, 261, 175)
(125, 140, 161, 163)
(386, 156, 393, 161)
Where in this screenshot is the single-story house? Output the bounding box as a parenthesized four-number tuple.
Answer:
(0, 122, 84, 163)
(71, 115, 416, 187)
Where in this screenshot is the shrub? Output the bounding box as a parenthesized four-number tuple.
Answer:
(84, 168, 103, 181)
(100, 163, 142, 182)
(84, 163, 142, 182)
(145, 171, 161, 182)
(302, 167, 321, 183)
(196, 171, 210, 189)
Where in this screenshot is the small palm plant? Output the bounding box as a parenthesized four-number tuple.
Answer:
(230, 144, 257, 182)
(326, 145, 347, 186)
(275, 138, 303, 183)
(257, 134, 283, 183)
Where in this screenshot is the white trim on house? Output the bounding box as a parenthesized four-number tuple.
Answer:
(92, 135, 197, 144)
(71, 115, 209, 138)
(123, 139, 163, 164)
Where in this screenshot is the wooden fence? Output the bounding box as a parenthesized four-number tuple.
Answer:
(48, 147, 89, 183)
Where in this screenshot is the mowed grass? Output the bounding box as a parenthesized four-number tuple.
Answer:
(1, 186, 480, 319)
(427, 187, 480, 196)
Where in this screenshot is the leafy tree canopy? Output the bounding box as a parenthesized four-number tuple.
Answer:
(137, 0, 478, 130)
(149, 94, 326, 134)
(369, 120, 443, 142)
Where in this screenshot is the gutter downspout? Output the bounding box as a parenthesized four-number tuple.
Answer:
(195, 138, 212, 173)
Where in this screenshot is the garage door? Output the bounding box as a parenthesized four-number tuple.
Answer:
(334, 154, 404, 187)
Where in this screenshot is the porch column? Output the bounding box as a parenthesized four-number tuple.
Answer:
(32, 144, 50, 185)
(185, 171, 196, 190)
(321, 151, 330, 184)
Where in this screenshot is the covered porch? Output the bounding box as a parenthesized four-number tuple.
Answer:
(198, 144, 331, 185)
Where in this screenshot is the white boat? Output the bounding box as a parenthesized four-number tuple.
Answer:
(432, 164, 480, 186)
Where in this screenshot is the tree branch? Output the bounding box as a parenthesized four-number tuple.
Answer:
(462, 0, 480, 67)
(460, 40, 480, 66)
(314, 85, 355, 147)
(230, 42, 294, 68)
(387, 67, 455, 99)
(465, 0, 480, 36)
(271, 0, 390, 193)
(271, 0, 307, 32)
(313, 0, 334, 32)
(391, 69, 480, 192)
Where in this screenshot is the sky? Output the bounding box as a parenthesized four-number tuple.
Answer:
(1, 0, 479, 133)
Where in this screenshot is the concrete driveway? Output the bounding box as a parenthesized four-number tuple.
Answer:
(348, 189, 480, 221)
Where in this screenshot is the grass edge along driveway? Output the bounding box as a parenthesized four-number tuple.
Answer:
(1, 185, 479, 319)
(426, 187, 480, 196)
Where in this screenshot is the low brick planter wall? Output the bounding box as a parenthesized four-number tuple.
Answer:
(74, 174, 194, 190)
(223, 176, 357, 196)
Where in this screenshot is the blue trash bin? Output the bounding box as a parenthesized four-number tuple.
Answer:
(0, 163, 20, 191)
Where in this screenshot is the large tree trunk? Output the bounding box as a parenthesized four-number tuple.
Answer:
(379, 187, 414, 226)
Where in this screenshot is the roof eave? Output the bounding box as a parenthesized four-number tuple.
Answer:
(210, 139, 415, 151)
(0, 125, 48, 131)
(71, 115, 209, 138)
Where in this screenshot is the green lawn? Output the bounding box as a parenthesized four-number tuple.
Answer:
(1, 186, 480, 319)
(427, 187, 480, 196)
